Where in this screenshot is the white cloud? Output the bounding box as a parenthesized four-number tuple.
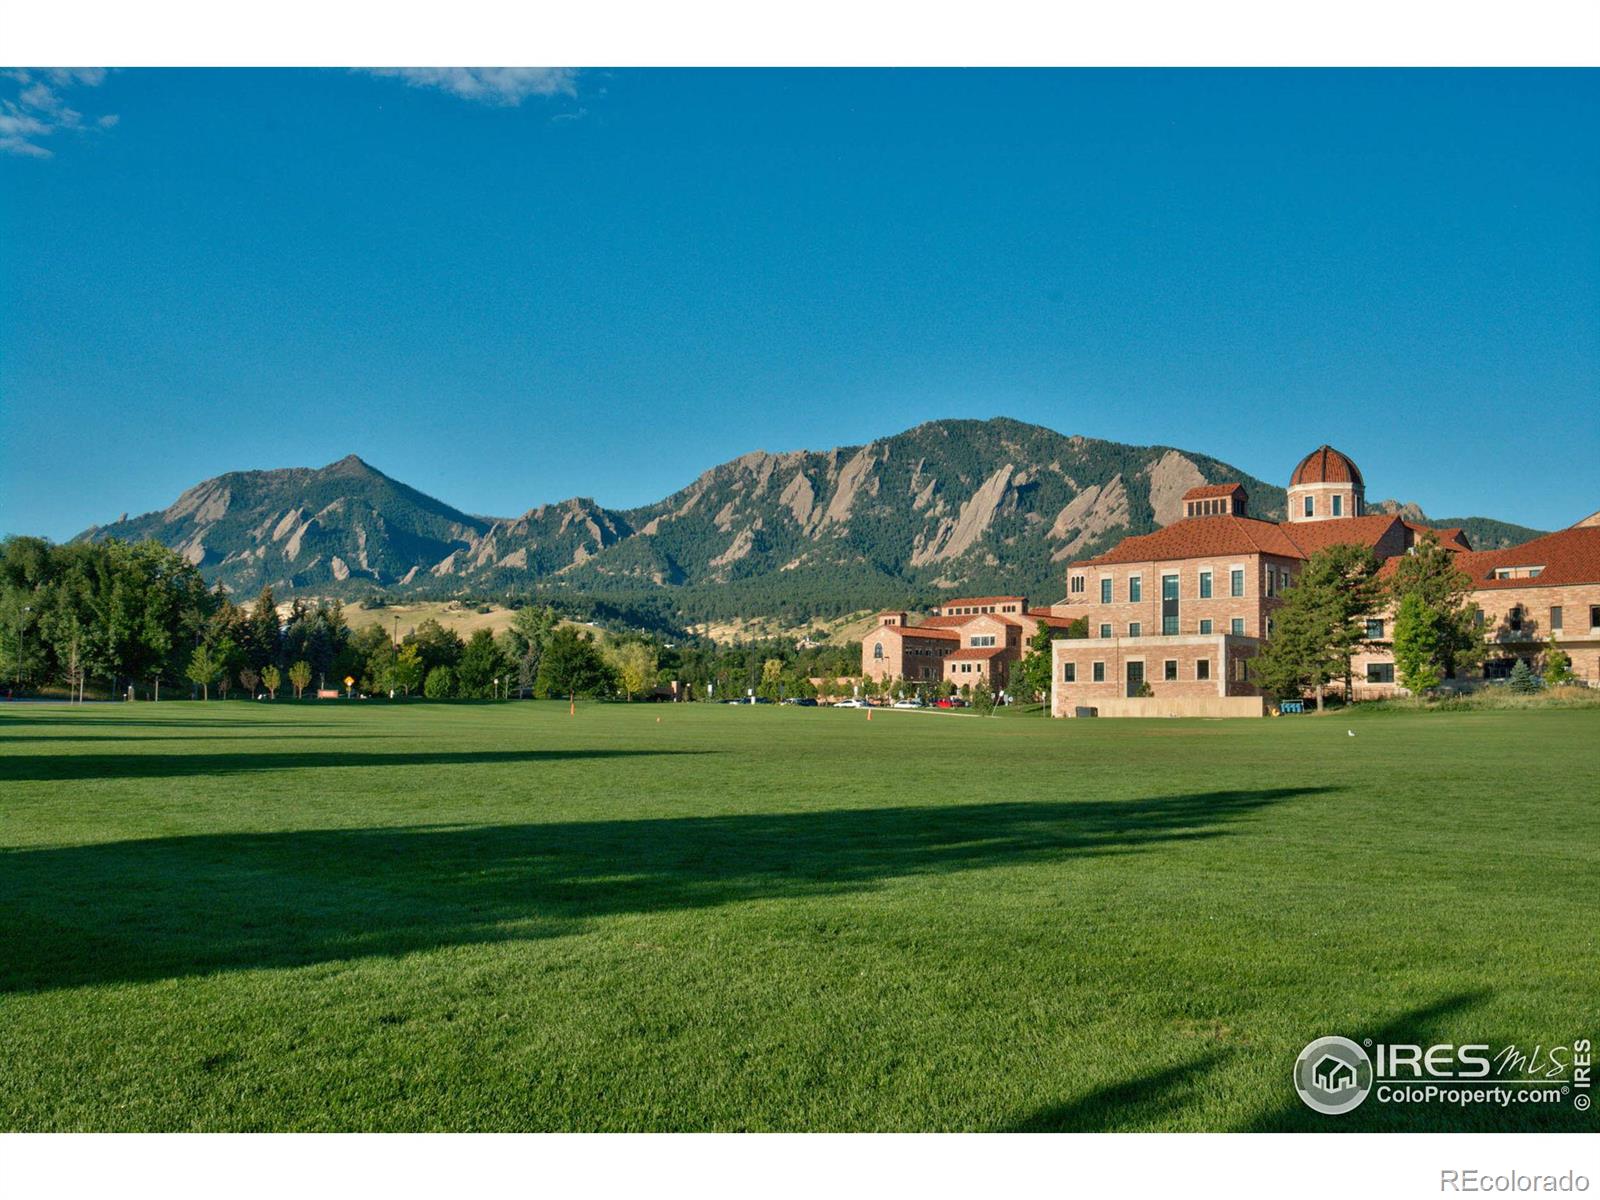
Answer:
(362, 67, 579, 107)
(0, 68, 115, 158)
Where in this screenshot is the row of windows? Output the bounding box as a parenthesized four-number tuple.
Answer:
(969, 635, 998, 648)
(1063, 659, 1214, 683)
(1504, 605, 1600, 633)
(1086, 568, 1249, 603)
(1302, 493, 1357, 517)
(1094, 618, 1249, 638)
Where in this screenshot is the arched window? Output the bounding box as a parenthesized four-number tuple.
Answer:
(873, 643, 884, 659)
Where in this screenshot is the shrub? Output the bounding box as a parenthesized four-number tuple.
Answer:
(424, 665, 456, 700)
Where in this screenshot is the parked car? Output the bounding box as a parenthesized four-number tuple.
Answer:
(935, 697, 967, 708)
(782, 697, 818, 706)
(834, 698, 867, 708)
(892, 698, 925, 709)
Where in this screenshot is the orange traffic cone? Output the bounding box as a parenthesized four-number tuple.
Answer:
(866, 709, 872, 721)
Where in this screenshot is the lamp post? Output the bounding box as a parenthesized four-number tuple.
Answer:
(15, 605, 30, 693)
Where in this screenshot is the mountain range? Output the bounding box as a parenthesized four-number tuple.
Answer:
(78, 418, 1545, 624)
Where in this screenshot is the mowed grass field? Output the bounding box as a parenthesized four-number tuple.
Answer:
(1, 701, 1594, 1132)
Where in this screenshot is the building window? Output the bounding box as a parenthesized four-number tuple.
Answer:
(1129, 576, 1142, 602)
(1164, 659, 1178, 681)
(1128, 622, 1141, 638)
(1304, 496, 1314, 517)
(1509, 606, 1523, 633)
(970, 635, 996, 647)
(1332, 495, 1343, 517)
(1591, 605, 1600, 630)
(1098, 623, 1111, 639)
(1232, 658, 1246, 682)
(1196, 659, 1210, 681)
(1230, 618, 1245, 636)
(1099, 578, 1112, 604)
(1365, 619, 1384, 640)
(1063, 662, 1076, 683)
(1162, 616, 1178, 635)
(1230, 568, 1244, 597)
(1367, 663, 1395, 684)
(1070, 575, 1085, 594)
(873, 643, 884, 659)
(1266, 618, 1275, 636)
(1092, 661, 1105, 683)
(1199, 619, 1213, 635)
(1199, 570, 1213, 598)
(1474, 608, 1485, 628)
(1551, 606, 1562, 631)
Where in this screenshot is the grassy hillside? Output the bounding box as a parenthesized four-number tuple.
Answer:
(2, 702, 1593, 1132)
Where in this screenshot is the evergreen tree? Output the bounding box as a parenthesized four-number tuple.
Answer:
(1253, 545, 1381, 709)
(456, 629, 508, 698)
(1508, 658, 1542, 695)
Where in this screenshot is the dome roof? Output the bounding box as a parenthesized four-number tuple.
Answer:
(1290, 445, 1364, 487)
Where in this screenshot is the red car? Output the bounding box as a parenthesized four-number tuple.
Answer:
(935, 697, 967, 708)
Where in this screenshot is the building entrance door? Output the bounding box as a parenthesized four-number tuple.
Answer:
(1126, 660, 1144, 698)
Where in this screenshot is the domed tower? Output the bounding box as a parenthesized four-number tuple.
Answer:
(1287, 445, 1364, 523)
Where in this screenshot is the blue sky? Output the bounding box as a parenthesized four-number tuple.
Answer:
(2, 68, 1596, 539)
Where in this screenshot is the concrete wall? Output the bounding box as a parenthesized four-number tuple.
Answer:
(1066, 696, 1268, 718)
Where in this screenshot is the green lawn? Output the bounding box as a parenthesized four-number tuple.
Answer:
(1, 701, 1594, 1132)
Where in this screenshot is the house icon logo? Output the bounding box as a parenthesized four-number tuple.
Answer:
(1294, 1036, 1374, 1115)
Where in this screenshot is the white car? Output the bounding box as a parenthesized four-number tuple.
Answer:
(834, 698, 867, 708)
(892, 699, 925, 709)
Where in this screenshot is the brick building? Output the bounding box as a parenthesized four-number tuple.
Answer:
(1048, 444, 1579, 716)
(861, 595, 1082, 691)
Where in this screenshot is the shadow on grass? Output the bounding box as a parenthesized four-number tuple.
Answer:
(1, 787, 1315, 994)
(1004, 989, 1589, 1132)
(0, 747, 706, 783)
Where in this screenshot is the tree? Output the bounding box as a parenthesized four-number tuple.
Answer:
(186, 644, 222, 700)
(971, 678, 996, 715)
(424, 664, 456, 700)
(1253, 545, 1382, 709)
(607, 641, 658, 701)
(1387, 532, 1481, 680)
(261, 664, 281, 700)
(534, 626, 614, 704)
(456, 629, 508, 698)
(756, 657, 785, 701)
(246, 586, 281, 672)
(288, 660, 312, 699)
(1391, 590, 1442, 694)
(239, 666, 261, 697)
(1508, 658, 1543, 695)
(392, 644, 424, 697)
(1013, 625, 1057, 711)
(507, 605, 558, 697)
(1543, 637, 1575, 686)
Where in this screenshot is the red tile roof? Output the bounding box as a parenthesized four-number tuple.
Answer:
(1290, 445, 1364, 486)
(1182, 482, 1245, 500)
(1279, 514, 1404, 555)
(1402, 521, 1472, 552)
(947, 646, 1007, 660)
(878, 623, 962, 641)
(1075, 516, 1307, 566)
(1446, 525, 1600, 590)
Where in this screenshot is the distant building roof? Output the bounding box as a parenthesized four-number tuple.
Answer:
(1290, 445, 1364, 487)
(876, 623, 962, 641)
(1439, 525, 1600, 590)
(1182, 482, 1246, 501)
(937, 595, 1026, 608)
(947, 646, 1007, 661)
(1072, 512, 1413, 568)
